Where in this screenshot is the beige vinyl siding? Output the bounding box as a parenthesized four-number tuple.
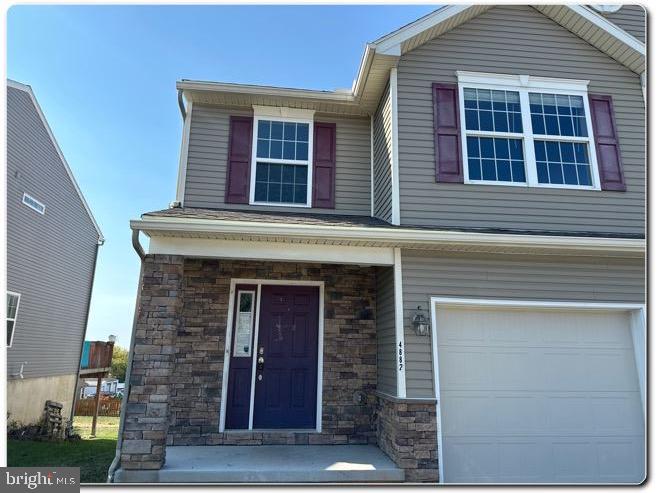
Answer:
(604, 5, 646, 43)
(401, 249, 646, 398)
(375, 266, 396, 395)
(372, 82, 393, 223)
(7, 86, 99, 380)
(396, 5, 645, 235)
(184, 104, 371, 215)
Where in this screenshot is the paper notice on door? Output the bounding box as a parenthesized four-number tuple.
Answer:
(234, 312, 253, 357)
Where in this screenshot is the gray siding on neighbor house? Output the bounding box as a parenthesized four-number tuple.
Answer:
(375, 266, 396, 395)
(7, 85, 99, 380)
(372, 82, 393, 223)
(396, 5, 645, 235)
(401, 249, 646, 398)
(184, 104, 371, 215)
(605, 5, 646, 44)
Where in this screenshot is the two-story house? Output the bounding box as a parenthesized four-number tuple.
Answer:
(112, 5, 645, 484)
(7, 80, 104, 425)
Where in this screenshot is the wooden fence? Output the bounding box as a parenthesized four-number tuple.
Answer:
(75, 397, 122, 417)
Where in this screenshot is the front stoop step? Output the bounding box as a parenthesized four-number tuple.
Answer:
(114, 444, 405, 483)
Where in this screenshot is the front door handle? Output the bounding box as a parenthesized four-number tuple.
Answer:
(257, 355, 265, 371)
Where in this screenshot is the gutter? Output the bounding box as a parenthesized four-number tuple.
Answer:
(130, 217, 646, 257)
(107, 233, 145, 482)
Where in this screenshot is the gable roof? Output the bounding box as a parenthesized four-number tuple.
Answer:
(366, 4, 644, 71)
(7, 79, 104, 243)
(179, 4, 645, 116)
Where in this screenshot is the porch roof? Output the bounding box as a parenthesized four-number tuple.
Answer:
(131, 207, 645, 259)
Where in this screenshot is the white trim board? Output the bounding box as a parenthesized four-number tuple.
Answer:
(219, 279, 325, 433)
(428, 296, 646, 484)
(148, 236, 395, 265)
(175, 98, 193, 204)
(7, 79, 104, 243)
(393, 248, 406, 398)
(389, 68, 401, 226)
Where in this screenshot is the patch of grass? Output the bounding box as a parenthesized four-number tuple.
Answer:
(7, 416, 119, 484)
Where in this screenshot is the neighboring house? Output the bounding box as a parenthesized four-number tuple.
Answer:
(6, 80, 104, 425)
(80, 378, 121, 398)
(113, 5, 645, 484)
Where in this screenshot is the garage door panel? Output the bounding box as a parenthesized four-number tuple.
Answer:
(436, 306, 644, 484)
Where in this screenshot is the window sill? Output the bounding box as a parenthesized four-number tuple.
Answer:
(249, 201, 312, 208)
(464, 180, 600, 191)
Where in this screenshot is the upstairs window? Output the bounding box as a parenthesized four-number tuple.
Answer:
(7, 292, 20, 347)
(457, 72, 601, 190)
(250, 107, 314, 207)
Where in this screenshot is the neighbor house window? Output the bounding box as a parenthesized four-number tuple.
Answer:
(7, 292, 20, 347)
(457, 72, 600, 190)
(22, 193, 45, 214)
(250, 106, 314, 206)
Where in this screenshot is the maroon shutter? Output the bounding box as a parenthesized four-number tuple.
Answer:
(432, 83, 463, 183)
(588, 94, 626, 191)
(312, 122, 336, 208)
(225, 116, 253, 203)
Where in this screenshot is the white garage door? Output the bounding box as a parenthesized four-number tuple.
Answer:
(435, 305, 644, 484)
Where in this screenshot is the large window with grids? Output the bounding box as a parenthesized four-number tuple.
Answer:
(457, 72, 601, 190)
(250, 108, 314, 206)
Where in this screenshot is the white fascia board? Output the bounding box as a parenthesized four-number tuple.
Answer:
(148, 236, 395, 266)
(177, 80, 355, 103)
(8, 79, 104, 243)
(130, 217, 645, 256)
(373, 4, 472, 55)
(567, 4, 645, 56)
(456, 71, 590, 92)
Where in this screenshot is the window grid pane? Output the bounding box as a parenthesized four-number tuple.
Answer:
(529, 93, 588, 137)
(534, 140, 592, 186)
(6, 294, 18, 320)
(467, 136, 526, 183)
(256, 120, 310, 161)
(254, 162, 308, 204)
(464, 88, 523, 133)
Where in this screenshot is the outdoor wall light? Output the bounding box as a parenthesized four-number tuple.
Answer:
(412, 306, 431, 337)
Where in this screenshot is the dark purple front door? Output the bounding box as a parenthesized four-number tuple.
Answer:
(253, 285, 319, 429)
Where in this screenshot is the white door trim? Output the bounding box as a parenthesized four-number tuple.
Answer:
(429, 296, 646, 484)
(219, 279, 325, 433)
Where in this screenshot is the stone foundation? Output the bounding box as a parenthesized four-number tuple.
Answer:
(375, 394, 439, 482)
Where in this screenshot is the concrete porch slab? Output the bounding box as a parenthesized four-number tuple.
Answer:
(114, 444, 404, 483)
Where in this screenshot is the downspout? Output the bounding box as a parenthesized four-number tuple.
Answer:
(107, 229, 145, 482)
(177, 89, 186, 120)
(69, 238, 103, 430)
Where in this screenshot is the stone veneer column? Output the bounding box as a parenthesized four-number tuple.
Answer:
(376, 395, 439, 482)
(120, 255, 184, 470)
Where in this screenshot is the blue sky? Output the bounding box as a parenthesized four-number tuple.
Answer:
(7, 4, 435, 348)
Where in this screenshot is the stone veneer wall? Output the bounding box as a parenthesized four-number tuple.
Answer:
(121, 255, 184, 470)
(120, 255, 378, 470)
(376, 394, 439, 482)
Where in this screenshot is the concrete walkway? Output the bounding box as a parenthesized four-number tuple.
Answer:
(114, 444, 404, 483)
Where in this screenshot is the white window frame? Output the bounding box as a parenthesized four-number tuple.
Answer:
(7, 291, 21, 348)
(22, 193, 46, 214)
(249, 106, 315, 207)
(456, 71, 601, 191)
